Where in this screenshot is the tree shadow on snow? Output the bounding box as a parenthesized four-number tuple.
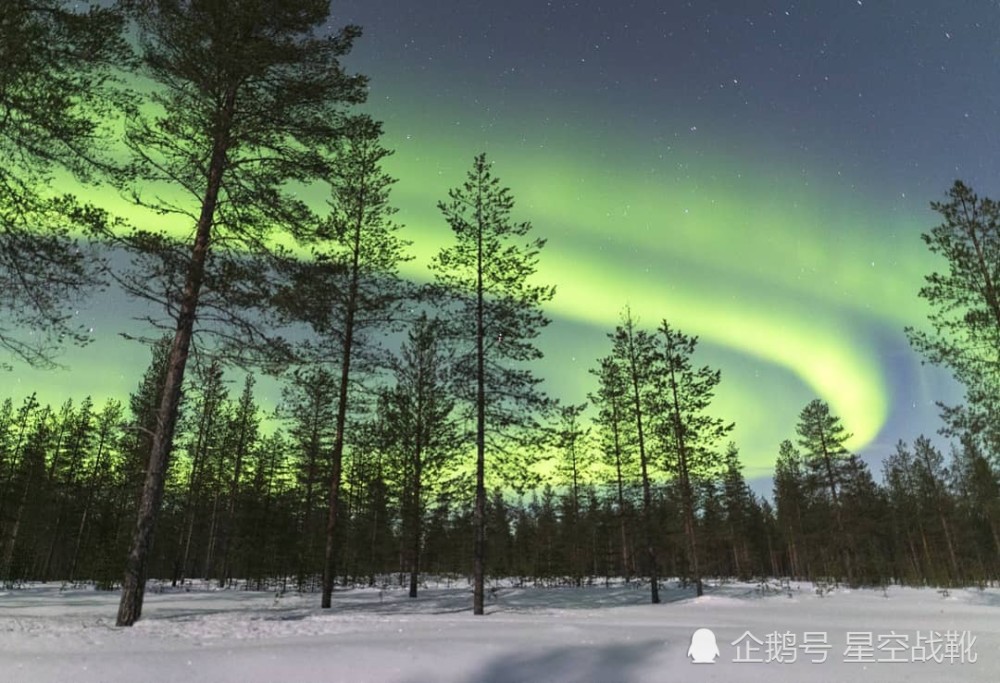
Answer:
(403, 640, 665, 683)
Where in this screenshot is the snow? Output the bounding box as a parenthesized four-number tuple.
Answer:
(1, 579, 997, 682)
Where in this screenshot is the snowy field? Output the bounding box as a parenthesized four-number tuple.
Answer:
(1, 579, 997, 683)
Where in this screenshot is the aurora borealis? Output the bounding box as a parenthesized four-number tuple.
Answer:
(10, 0, 996, 479)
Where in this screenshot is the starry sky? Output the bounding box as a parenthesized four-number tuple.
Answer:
(11, 0, 999, 480)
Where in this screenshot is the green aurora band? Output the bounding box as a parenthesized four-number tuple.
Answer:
(7, 86, 947, 477)
(369, 104, 943, 473)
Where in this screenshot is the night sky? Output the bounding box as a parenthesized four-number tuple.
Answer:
(12, 0, 998, 478)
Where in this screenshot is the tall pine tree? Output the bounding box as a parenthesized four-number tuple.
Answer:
(431, 154, 554, 615)
(608, 308, 660, 603)
(651, 320, 732, 596)
(108, 0, 366, 625)
(795, 399, 855, 583)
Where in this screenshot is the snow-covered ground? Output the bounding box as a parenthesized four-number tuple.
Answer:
(1, 578, 997, 683)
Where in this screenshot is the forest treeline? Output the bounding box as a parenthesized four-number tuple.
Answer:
(1, 0, 998, 625)
(1, 341, 998, 595)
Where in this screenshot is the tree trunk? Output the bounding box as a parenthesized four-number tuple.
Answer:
(297, 440, 317, 591)
(570, 456, 580, 587)
(473, 182, 487, 616)
(319, 316, 351, 606)
(409, 439, 423, 598)
(919, 524, 934, 583)
(611, 420, 630, 581)
(940, 515, 960, 584)
(202, 491, 220, 579)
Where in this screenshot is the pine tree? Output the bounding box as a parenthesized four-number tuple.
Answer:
(652, 320, 733, 596)
(172, 361, 227, 587)
(911, 437, 961, 582)
(795, 399, 855, 583)
(0, 395, 40, 552)
(550, 402, 591, 585)
(108, 0, 366, 626)
(883, 442, 923, 581)
(589, 356, 636, 579)
(720, 443, 754, 580)
(380, 314, 458, 598)
(279, 115, 410, 608)
(608, 308, 661, 603)
(242, 431, 290, 589)
(41, 396, 94, 580)
(0, 1, 123, 367)
(949, 437, 1000, 580)
(774, 440, 808, 578)
(69, 399, 123, 583)
(281, 367, 337, 590)
(430, 153, 554, 614)
(90, 340, 171, 590)
(838, 453, 885, 584)
(906, 181, 1000, 461)
(215, 374, 260, 587)
(1, 404, 54, 581)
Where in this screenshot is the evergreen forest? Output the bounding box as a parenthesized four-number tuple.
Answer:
(1, 0, 998, 628)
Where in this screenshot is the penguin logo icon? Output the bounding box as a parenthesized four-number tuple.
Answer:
(687, 628, 720, 664)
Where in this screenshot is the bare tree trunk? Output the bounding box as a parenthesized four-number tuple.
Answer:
(409, 443, 423, 599)
(570, 457, 580, 587)
(368, 486, 379, 587)
(178, 511, 197, 587)
(990, 519, 1000, 561)
(906, 535, 921, 581)
(940, 515, 960, 584)
(320, 323, 351, 607)
(682, 499, 703, 596)
(203, 492, 220, 579)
